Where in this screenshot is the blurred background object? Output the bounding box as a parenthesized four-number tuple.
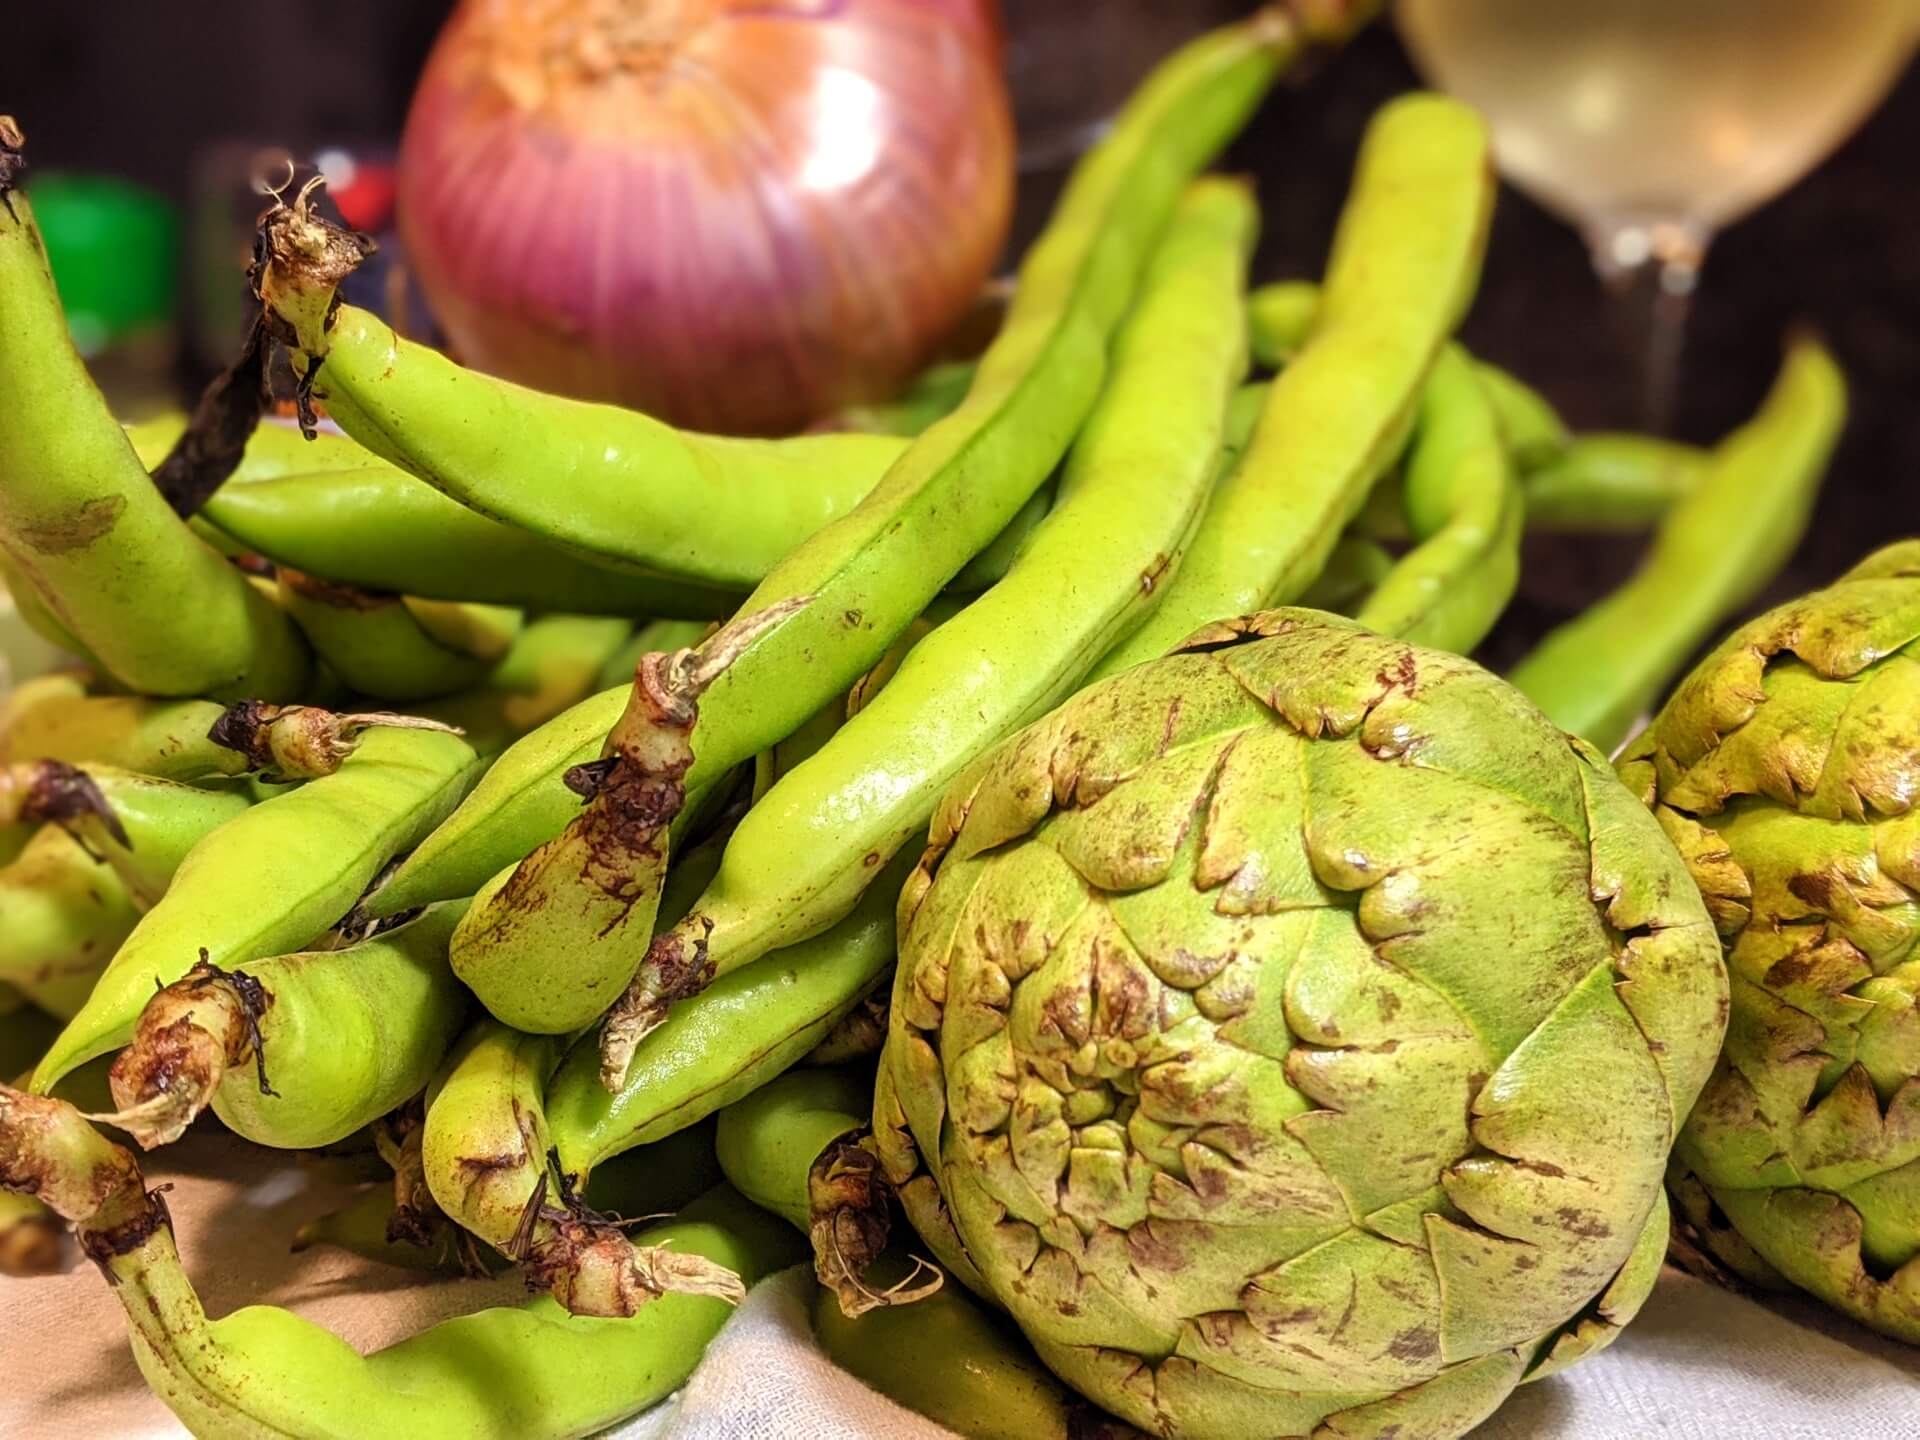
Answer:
(1397, 0, 1920, 429)
(28, 170, 180, 418)
(2, 0, 1917, 654)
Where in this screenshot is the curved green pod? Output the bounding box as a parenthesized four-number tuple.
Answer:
(0, 172, 308, 699)
(28, 723, 482, 1090)
(600, 175, 1261, 1076)
(0, 825, 140, 1020)
(1, 761, 252, 909)
(125, 412, 392, 480)
(1095, 91, 1494, 678)
(1523, 433, 1707, 533)
(103, 903, 470, 1150)
(1355, 343, 1521, 654)
(0, 1091, 800, 1440)
(1511, 336, 1845, 752)
(546, 848, 907, 1177)
(267, 298, 907, 589)
(203, 469, 740, 616)
(815, 1251, 1134, 1440)
(278, 572, 518, 703)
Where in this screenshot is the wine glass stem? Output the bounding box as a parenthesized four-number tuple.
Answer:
(1586, 218, 1710, 436)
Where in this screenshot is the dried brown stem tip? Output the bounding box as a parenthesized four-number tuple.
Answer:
(519, 1177, 745, 1317)
(150, 314, 271, 520)
(209, 700, 461, 782)
(0, 761, 124, 844)
(376, 1107, 446, 1250)
(252, 174, 375, 347)
(251, 172, 375, 431)
(809, 1133, 940, 1318)
(0, 116, 25, 211)
(98, 957, 272, 1149)
(0, 1085, 166, 1272)
(592, 597, 814, 1089)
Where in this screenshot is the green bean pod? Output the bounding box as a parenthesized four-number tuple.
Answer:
(1, 761, 252, 908)
(132, 414, 740, 615)
(28, 724, 479, 1090)
(423, 1018, 744, 1317)
(1095, 90, 1493, 679)
(203, 469, 741, 617)
(448, 604, 797, 1033)
(358, 690, 627, 919)
(0, 825, 140, 1020)
(1523, 433, 1708, 532)
(0, 1088, 801, 1440)
(814, 1252, 1139, 1440)
(422, 1020, 565, 1250)
(546, 847, 910, 1178)
(101, 903, 469, 1150)
(125, 412, 392, 480)
(1246, 278, 1562, 469)
(256, 213, 907, 589)
(715, 1066, 916, 1317)
(0, 552, 92, 660)
(1354, 344, 1522, 653)
(1475, 362, 1570, 468)
(0, 694, 278, 781)
(0, 669, 86, 732)
(364, 601, 918, 923)
(601, 177, 1261, 1076)
(0, 155, 309, 700)
(1510, 336, 1846, 752)
(947, 480, 1056, 593)
(0, 693, 458, 784)
(575, 14, 1310, 860)
(279, 571, 521, 702)
(29, 614, 627, 1090)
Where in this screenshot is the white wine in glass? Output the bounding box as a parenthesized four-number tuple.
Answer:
(1396, 0, 1918, 423)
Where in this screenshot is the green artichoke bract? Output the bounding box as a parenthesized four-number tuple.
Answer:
(876, 609, 1727, 1439)
(1619, 540, 1920, 1343)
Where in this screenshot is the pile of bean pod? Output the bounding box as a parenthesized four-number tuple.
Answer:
(0, 9, 1845, 1438)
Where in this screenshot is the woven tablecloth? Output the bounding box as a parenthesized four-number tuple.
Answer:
(4, 1130, 1914, 1439)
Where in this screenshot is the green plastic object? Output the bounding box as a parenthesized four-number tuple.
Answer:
(28, 172, 180, 354)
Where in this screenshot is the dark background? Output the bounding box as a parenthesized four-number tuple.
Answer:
(6, 3, 1917, 660)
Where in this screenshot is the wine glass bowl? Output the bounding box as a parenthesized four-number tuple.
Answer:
(1395, 0, 1920, 425)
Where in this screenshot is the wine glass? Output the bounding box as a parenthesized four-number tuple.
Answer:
(1396, 0, 1919, 429)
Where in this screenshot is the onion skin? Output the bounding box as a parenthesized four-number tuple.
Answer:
(397, 0, 1015, 436)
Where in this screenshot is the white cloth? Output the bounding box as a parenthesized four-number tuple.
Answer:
(3, 1132, 1915, 1439)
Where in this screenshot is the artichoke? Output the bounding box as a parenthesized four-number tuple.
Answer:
(1619, 540, 1920, 1343)
(876, 609, 1727, 1439)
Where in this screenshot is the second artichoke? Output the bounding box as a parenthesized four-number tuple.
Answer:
(1620, 540, 1920, 1344)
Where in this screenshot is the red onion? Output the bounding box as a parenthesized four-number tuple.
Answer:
(396, 0, 1015, 435)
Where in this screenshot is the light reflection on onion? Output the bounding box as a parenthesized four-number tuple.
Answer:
(397, 0, 1015, 436)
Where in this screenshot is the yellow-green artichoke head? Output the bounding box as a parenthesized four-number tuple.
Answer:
(1619, 540, 1920, 1344)
(877, 610, 1728, 1439)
